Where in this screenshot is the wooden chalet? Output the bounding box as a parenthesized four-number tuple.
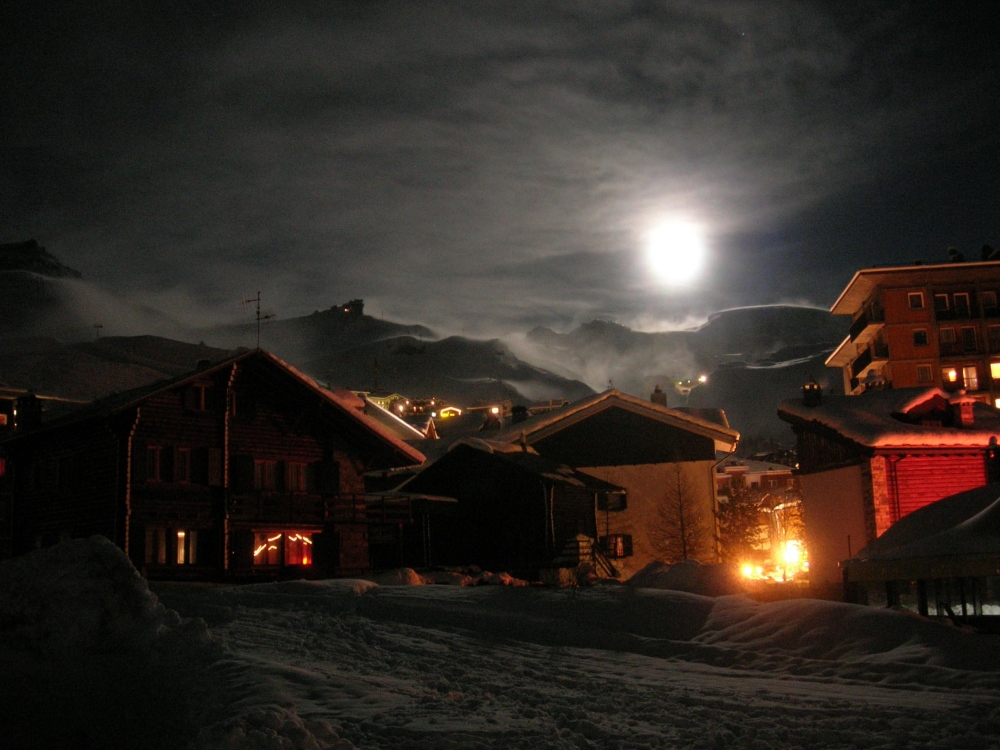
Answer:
(395, 441, 626, 579)
(778, 385, 1000, 586)
(0, 350, 425, 579)
(494, 390, 740, 579)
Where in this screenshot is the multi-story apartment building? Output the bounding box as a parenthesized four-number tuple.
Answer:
(826, 259, 1000, 405)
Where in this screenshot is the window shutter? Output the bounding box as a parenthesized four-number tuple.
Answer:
(132, 442, 147, 482)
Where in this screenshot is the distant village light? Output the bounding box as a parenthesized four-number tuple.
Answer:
(698, 374, 707, 383)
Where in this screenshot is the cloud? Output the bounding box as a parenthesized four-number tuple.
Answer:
(3, 1, 998, 334)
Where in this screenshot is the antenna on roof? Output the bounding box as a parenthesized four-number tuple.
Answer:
(241, 291, 275, 349)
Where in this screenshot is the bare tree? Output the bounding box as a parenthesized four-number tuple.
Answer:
(651, 466, 712, 563)
(718, 484, 766, 563)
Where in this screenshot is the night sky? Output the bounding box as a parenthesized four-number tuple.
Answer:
(3, 1, 999, 335)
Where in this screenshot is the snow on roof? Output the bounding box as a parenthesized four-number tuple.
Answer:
(2, 349, 426, 466)
(716, 457, 793, 474)
(778, 387, 1000, 449)
(496, 389, 739, 452)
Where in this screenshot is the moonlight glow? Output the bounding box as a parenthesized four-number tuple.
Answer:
(646, 222, 706, 285)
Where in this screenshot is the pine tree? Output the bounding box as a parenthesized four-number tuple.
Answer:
(651, 466, 712, 563)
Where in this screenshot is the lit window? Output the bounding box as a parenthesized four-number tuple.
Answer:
(991, 362, 1000, 380)
(912, 329, 928, 346)
(908, 292, 924, 310)
(253, 532, 283, 565)
(285, 533, 313, 565)
(963, 366, 979, 391)
(0, 413, 7, 427)
(944, 368, 959, 383)
(916, 364, 933, 383)
(600, 534, 633, 559)
(145, 527, 197, 565)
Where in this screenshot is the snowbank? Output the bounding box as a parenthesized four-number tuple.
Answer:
(627, 559, 742, 596)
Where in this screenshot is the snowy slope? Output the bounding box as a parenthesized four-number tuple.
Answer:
(4, 538, 1000, 749)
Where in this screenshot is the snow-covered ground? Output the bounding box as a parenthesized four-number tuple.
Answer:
(4, 538, 1000, 749)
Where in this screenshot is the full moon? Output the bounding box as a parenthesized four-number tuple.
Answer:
(646, 221, 706, 285)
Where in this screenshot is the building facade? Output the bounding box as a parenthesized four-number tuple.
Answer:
(825, 260, 1000, 403)
(0, 350, 424, 578)
(778, 387, 1000, 585)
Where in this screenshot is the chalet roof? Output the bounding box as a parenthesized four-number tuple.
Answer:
(398, 441, 626, 493)
(329, 390, 426, 442)
(2, 349, 425, 466)
(495, 389, 740, 453)
(829, 259, 1000, 315)
(716, 457, 793, 475)
(778, 387, 1000, 450)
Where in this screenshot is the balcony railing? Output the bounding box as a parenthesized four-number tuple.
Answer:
(228, 492, 421, 525)
(939, 341, 984, 357)
(850, 342, 889, 379)
(849, 306, 886, 343)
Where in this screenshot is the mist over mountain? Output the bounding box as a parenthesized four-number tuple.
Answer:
(0, 243, 847, 442)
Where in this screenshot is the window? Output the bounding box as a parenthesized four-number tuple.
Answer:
(286, 462, 308, 493)
(960, 327, 977, 352)
(907, 292, 924, 309)
(912, 329, 928, 347)
(990, 326, 1000, 351)
(253, 532, 283, 565)
(175, 448, 191, 483)
(934, 294, 950, 312)
(254, 460, 278, 490)
(175, 530, 197, 564)
(963, 366, 979, 391)
(145, 527, 197, 565)
(596, 493, 627, 512)
(992, 362, 1000, 380)
(983, 291, 998, 311)
(146, 446, 163, 482)
(0, 413, 7, 427)
(184, 384, 210, 411)
(954, 293, 971, 318)
(943, 367, 959, 385)
(284, 533, 313, 565)
(939, 328, 956, 344)
(600, 534, 633, 559)
(916, 364, 933, 383)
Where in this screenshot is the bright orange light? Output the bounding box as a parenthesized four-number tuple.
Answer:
(741, 563, 754, 578)
(947, 369, 958, 382)
(491, 407, 499, 414)
(253, 544, 267, 557)
(267, 533, 282, 542)
(782, 540, 801, 566)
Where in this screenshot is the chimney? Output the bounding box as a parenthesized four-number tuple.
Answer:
(14, 393, 42, 432)
(950, 392, 976, 427)
(651, 384, 668, 406)
(511, 405, 528, 424)
(802, 376, 822, 407)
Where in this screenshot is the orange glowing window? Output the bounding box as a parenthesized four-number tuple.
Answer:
(285, 533, 313, 566)
(253, 532, 283, 565)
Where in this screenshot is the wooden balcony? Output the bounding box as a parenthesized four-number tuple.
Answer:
(849, 306, 885, 344)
